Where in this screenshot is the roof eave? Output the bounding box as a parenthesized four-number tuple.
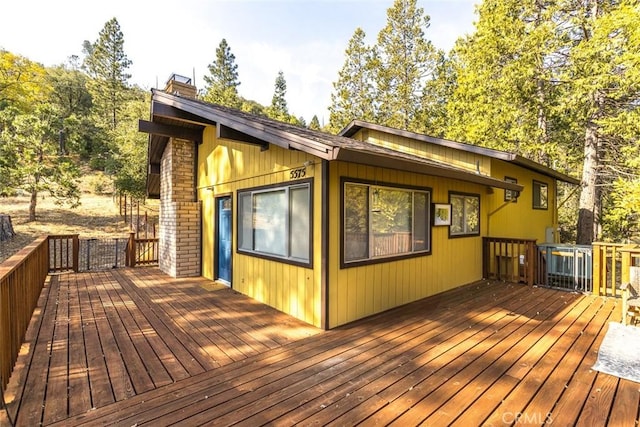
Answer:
(512, 155, 581, 185)
(336, 148, 524, 192)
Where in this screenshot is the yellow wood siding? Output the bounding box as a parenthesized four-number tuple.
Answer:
(197, 126, 323, 327)
(328, 161, 488, 328)
(354, 129, 491, 176)
(486, 160, 557, 243)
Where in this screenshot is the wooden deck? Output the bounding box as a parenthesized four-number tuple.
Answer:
(3, 268, 639, 426)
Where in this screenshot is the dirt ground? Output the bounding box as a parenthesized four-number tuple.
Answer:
(0, 190, 158, 264)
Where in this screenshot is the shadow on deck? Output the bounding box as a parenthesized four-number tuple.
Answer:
(2, 268, 638, 426)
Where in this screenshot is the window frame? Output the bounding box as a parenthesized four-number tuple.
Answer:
(237, 179, 313, 268)
(448, 191, 481, 238)
(532, 180, 549, 210)
(504, 176, 519, 202)
(340, 177, 432, 268)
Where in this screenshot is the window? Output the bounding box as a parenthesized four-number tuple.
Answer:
(343, 180, 431, 265)
(533, 180, 548, 210)
(450, 192, 480, 237)
(504, 177, 519, 202)
(238, 181, 312, 265)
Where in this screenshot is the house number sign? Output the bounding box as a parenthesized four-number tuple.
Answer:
(289, 167, 306, 179)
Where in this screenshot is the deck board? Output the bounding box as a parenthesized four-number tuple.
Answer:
(3, 267, 638, 427)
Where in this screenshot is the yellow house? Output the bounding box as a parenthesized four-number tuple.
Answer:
(140, 76, 579, 329)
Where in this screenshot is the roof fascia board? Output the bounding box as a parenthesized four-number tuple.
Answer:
(152, 101, 217, 126)
(139, 119, 203, 144)
(217, 124, 269, 149)
(512, 155, 581, 185)
(153, 91, 335, 160)
(340, 120, 514, 161)
(341, 120, 580, 185)
(337, 148, 523, 192)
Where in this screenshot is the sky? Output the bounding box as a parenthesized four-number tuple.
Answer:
(0, 0, 479, 124)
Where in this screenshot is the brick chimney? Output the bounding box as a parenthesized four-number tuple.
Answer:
(164, 73, 197, 98)
(158, 74, 201, 277)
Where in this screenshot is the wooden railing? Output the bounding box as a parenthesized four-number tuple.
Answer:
(592, 242, 636, 297)
(621, 246, 640, 286)
(48, 234, 79, 272)
(126, 232, 159, 267)
(483, 237, 537, 286)
(0, 236, 49, 393)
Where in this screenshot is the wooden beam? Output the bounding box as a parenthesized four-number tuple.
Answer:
(139, 120, 202, 144)
(148, 163, 160, 175)
(217, 124, 269, 150)
(151, 102, 217, 126)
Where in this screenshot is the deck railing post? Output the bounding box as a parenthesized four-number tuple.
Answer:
(482, 237, 489, 280)
(526, 240, 536, 286)
(127, 232, 136, 267)
(72, 234, 79, 272)
(592, 243, 602, 296)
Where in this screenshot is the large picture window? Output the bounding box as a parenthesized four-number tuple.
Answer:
(533, 180, 548, 210)
(238, 181, 312, 266)
(343, 180, 431, 265)
(450, 192, 480, 237)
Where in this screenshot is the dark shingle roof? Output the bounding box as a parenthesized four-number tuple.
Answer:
(144, 90, 551, 197)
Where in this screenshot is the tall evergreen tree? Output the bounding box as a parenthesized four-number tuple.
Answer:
(561, 0, 640, 243)
(309, 115, 321, 130)
(267, 70, 290, 122)
(417, 50, 456, 137)
(447, 0, 567, 163)
(446, 0, 640, 242)
(111, 88, 150, 199)
(203, 38, 241, 108)
(328, 27, 377, 133)
(83, 17, 132, 131)
(375, 0, 439, 130)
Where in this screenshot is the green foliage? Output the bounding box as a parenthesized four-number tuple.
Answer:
(0, 103, 80, 220)
(375, 0, 440, 130)
(240, 98, 267, 116)
(109, 88, 149, 199)
(416, 50, 456, 137)
(328, 27, 377, 133)
(83, 17, 132, 131)
(265, 71, 302, 125)
(0, 50, 50, 112)
(267, 70, 289, 120)
(447, 0, 565, 161)
(308, 115, 321, 130)
(328, 0, 440, 132)
(444, 0, 640, 242)
(203, 39, 241, 108)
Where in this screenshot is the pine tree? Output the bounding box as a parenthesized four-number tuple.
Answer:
(203, 38, 241, 108)
(417, 50, 456, 137)
(309, 115, 321, 130)
(83, 17, 132, 131)
(375, 0, 439, 130)
(562, 0, 640, 243)
(328, 27, 377, 133)
(446, 0, 566, 162)
(267, 70, 290, 122)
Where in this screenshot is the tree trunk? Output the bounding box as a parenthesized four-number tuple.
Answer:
(29, 189, 38, 222)
(0, 214, 15, 241)
(576, 120, 600, 244)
